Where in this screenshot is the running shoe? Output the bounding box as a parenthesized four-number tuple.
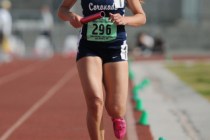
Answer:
(112, 118, 126, 139)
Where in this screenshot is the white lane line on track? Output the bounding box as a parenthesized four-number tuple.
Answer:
(126, 97, 139, 140)
(0, 66, 76, 140)
(0, 63, 41, 87)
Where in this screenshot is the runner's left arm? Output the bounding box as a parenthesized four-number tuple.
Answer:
(109, 0, 146, 27)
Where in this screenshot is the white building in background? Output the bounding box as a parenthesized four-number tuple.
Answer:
(63, 35, 78, 57)
(34, 34, 54, 59)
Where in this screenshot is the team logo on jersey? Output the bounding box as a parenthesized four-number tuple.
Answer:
(89, 3, 118, 11)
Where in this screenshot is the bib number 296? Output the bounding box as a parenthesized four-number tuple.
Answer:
(87, 18, 117, 42)
(92, 24, 112, 35)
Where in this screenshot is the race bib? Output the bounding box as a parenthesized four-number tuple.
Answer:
(87, 17, 117, 42)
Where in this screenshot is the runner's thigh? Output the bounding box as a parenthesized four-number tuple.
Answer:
(77, 56, 104, 105)
(103, 61, 128, 110)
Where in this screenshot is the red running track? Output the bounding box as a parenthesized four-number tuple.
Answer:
(0, 55, 153, 140)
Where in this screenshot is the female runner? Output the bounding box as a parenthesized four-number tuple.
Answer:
(58, 0, 146, 139)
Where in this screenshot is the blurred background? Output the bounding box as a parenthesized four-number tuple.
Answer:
(0, 0, 210, 61)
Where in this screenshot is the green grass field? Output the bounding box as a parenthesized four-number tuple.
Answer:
(167, 61, 210, 101)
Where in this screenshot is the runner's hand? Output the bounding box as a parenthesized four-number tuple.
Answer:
(68, 12, 83, 28)
(109, 13, 127, 25)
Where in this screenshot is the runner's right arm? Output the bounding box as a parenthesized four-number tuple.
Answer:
(57, 0, 83, 28)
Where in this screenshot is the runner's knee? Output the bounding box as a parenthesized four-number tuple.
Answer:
(87, 97, 104, 118)
(106, 104, 126, 118)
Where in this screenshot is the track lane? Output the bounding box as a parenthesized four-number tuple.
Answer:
(0, 62, 43, 87)
(6, 69, 87, 140)
(0, 68, 77, 140)
(0, 56, 75, 137)
(0, 60, 38, 78)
